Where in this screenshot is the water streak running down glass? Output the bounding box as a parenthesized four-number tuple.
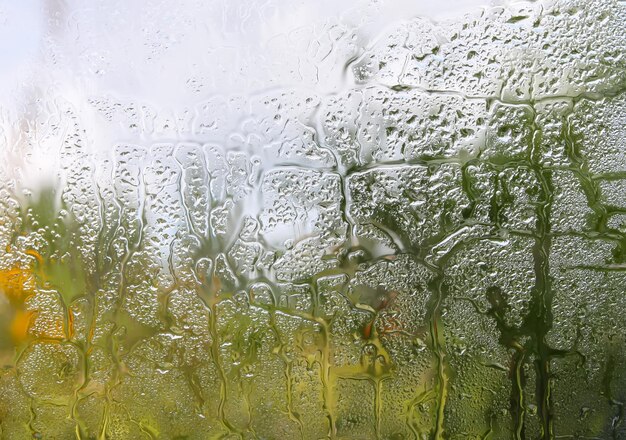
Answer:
(0, 0, 625, 438)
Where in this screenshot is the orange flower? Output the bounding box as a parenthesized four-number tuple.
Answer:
(0, 266, 34, 305)
(0, 249, 60, 344)
(9, 309, 37, 344)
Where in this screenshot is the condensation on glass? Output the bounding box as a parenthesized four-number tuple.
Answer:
(0, 0, 625, 438)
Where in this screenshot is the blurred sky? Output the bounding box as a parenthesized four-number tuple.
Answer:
(0, 0, 498, 101)
(0, 0, 499, 187)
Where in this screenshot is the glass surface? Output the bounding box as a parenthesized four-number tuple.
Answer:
(0, 0, 625, 438)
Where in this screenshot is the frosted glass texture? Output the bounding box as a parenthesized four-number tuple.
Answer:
(0, 0, 625, 438)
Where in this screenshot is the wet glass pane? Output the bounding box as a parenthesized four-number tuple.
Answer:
(0, 0, 625, 438)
